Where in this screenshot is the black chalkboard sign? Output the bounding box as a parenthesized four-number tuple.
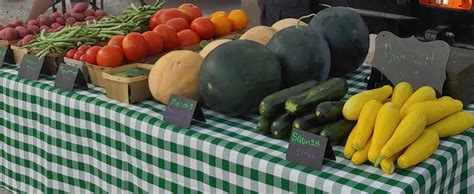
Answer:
(163, 94, 206, 128)
(54, 63, 88, 91)
(18, 54, 45, 80)
(286, 129, 335, 170)
(371, 31, 450, 92)
(0, 46, 15, 67)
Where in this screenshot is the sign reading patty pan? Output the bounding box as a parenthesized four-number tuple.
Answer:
(54, 63, 88, 91)
(371, 31, 450, 92)
(18, 54, 45, 80)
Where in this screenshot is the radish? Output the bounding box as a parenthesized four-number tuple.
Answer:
(38, 15, 53, 26)
(27, 19, 39, 26)
(55, 17, 65, 25)
(50, 12, 62, 21)
(0, 27, 18, 40)
(26, 25, 40, 34)
(22, 34, 36, 45)
(71, 13, 85, 21)
(65, 17, 76, 25)
(94, 10, 107, 20)
(39, 25, 50, 32)
(84, 9, 95, 17)
(72, 3, 88, 13)
(63, 13, 71, 19)
(15, 26, 29, 38)
(51, 23, 62, 29)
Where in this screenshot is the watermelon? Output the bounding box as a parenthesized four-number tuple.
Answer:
(199, 40, 281, 116)
(309, 7, 369, 77)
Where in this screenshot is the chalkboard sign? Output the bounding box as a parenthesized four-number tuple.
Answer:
(54, 63, 88, 91)
(0, 46, 15, 67)
(371, 31, 450, 92)
(18, 54, 45, 80)
(163, 94, 206, 128)
(286, 129, 335, 170)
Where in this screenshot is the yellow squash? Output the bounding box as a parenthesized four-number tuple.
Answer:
(353, 100, 382, 150)
(391, 82, 413, 108)
(426, 111, 474, 137)
(368, 102, 401, 163)
(405, 99, 463, 125)
(400, 86, 436, 117)
(352, 137, 372, 165)
(374, 110, 426, 167)
(438, 96, 453, 101)
(380, 150, 403, 175)
(343, 85, 392, 121)
(397, 130, 439, 169)
(343, 124, 358, 159)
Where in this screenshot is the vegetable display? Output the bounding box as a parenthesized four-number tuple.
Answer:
(24, 1, 165, 58)
(342, 82, 474, 175)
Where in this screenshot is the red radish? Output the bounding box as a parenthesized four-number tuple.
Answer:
(22, 34, 36, 45)
(65, 17, 76, 25)
(73, 51, 84, 60)
(94, 10, 107, 20)
(63, 13, 71, 19)
(38, 15, 53, 26)
(16, 39, 25, 46)
(15, 26, 29, 38)
(51, 23, 61, 29)
(27, 19, 39, 26)
(72, 3, 88, 13)
(13, 19, 24, 27)
(55, 17, 65, 25)
(84, 9, 95, 17)
(50, 12, 62, 21)
(85, 16, 95, 21)
(0, 27, 18, 40)
(39, 25, 50, 32)
(71, 13, 85, 21)
(26, 25, 40, 34)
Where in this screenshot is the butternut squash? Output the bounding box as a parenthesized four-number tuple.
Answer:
(343, 85, 392, 121)
(391, 82, 413, 108)
(343, 124, 358, 159)
(397, 130, 439, 169)
(405, 99, 463, 125)
(148, 50, 203, 104)
(352, 137, 372, 165)
(353, 100, 382, 150)
(374, 110, 426, 167)
(400, 86, 436, 117)
(368, 102, 401, 163)
(426, 111, 474, 137)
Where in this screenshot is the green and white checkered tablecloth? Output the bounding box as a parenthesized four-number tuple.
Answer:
(1, 64, 473, 193)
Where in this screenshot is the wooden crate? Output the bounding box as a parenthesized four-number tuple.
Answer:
(0, 39, 18, 46)
(85, 63, 112, 88)
(10, 45, 29, 65)
(102, 63, 153, 104)
(64, 57, 90, 82)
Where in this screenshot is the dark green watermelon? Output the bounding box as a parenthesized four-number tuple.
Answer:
(266, 26, 331, 88)
(199, 40, 281, 116)
(309, 7, 369, 77)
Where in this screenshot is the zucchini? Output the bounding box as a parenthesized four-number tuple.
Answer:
(271, 113, 294, 139)
(307, 126, 324, 135)
(315, 101, 344, 124)
(285, 78, 348, 115)
(320, 119, 356, 144)
(292, 113, 321, 131)
(256, 117, 272, 135)
(259, 80, 319, 118)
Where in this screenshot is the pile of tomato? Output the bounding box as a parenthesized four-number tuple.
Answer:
(65, 3, 248, 68)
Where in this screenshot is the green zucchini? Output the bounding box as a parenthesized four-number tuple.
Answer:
(285, 78, 348, 115)
(271, 113, 294, 139)
(315, 101, 345, 124)
(259, 80, 319, 118)
(320, 119, 356, 144)
(256, 117, 272, 135)
(307, 126, 324, 135)
(292, 113, 321, 131)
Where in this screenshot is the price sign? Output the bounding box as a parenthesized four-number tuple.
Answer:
(0, 46, 15, 67)
(287, 129, 335, 170)
(18, 54, 45, 80)
(54, 63, 88, 91)
(163, 94, 206, 128)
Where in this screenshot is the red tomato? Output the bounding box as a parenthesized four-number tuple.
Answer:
(108, 35, 125, 47)
(142, 31, 163, 56)
(77, 45, 90, 53)
(79, 55, 86, 61)
(178, 3, 202, 21)
(96, 45, 124, 67)
(177, 29, 200, 47)
(122, 32, 148, 62)
(149, 9, 167, 29)
(153, 24, 180, 51)
(84, 46, 101, 65)
(166, 18, 189, 32)
(73, 51, 84, 60)
(190, 17, 216, 40)
(159, 8, 190, 24)
(66, 49, 77, 59)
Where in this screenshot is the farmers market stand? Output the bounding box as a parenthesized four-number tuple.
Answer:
(1, 63, 472, 193)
